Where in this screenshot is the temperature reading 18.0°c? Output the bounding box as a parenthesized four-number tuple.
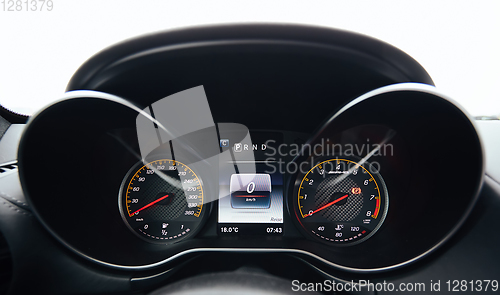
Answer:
(220, 226, 239, 233)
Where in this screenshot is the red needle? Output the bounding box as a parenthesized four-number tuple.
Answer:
(304, 194, 348, 218)
(129, 194, 169, 217)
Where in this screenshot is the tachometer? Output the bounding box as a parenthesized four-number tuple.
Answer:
(119, 159, 206, 243)
(292, 157, 388, 245)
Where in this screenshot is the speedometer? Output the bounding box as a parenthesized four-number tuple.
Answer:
(292, 157, 388, 245)
(119, 159, 206, 244)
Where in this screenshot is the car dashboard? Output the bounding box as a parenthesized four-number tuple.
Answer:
(0, 24, 499, 295)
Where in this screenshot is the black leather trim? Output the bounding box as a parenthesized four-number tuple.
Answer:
(0, 180, 132, 294)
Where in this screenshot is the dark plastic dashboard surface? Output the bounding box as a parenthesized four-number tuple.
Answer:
(66, 24, 434, 132)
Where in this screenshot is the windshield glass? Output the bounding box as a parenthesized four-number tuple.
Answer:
(1, 1, 499, 117)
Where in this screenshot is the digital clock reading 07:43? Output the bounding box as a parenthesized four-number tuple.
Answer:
(266, 227, 283, 234)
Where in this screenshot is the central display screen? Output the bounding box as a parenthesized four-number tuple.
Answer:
(218, 131, 284, 235)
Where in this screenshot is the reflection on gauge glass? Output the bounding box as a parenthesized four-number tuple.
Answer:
(293, 157, 388, 245)
(119, 159, 206, 244)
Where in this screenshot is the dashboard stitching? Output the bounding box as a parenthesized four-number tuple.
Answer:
(0, 192, 28, 207)
(0, 198, 31, 216)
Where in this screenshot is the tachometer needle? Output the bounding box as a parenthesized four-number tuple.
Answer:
(304, 194, 348, 218)
(129, 194, 169, 217)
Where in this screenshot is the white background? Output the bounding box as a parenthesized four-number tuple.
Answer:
(1, 0, 499, 116)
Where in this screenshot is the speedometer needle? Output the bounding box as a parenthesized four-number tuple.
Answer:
(129, 194, 169, 217)
(304, 194, 348, 218)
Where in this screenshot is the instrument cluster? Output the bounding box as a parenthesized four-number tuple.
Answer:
(17, 83, 483, 273)
(14, 24, 484, 276)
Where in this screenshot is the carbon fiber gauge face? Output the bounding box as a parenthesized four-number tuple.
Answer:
(119, 159, 206, 244)
(293, 157, 388, 245)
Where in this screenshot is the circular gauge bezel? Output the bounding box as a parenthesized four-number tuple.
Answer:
(291, 156, 389, 246)
(118, 158, 208, 244)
